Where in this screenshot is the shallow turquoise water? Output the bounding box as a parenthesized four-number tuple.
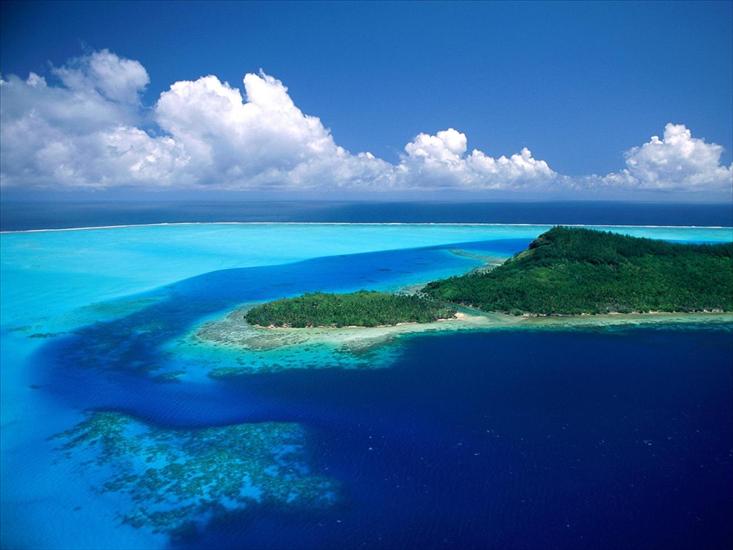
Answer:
(1, 223, 731, 549)
(3, 223, 730, 331)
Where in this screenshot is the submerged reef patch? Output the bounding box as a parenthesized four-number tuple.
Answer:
(51, 412, 337, 535)
(196, 304, 733, 369)
(190, 306, 404, 377)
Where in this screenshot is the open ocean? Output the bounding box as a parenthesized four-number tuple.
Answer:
(1, 200, 732, 230)
(1, 203, 732, 549)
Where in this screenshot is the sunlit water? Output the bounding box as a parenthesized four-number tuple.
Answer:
(1, 224, 732, 549)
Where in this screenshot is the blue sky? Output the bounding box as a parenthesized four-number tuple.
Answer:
(1, 1, 731, 200)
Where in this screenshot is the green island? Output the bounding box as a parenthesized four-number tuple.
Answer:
(245, 290, 457, 327)
(245, 228, 733, 326)
(192, 227, 733, 377)
(424, 226, 733, 315)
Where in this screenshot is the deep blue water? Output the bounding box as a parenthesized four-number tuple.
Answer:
(38, 325, 733, 549)
(184, 328, 733, 550)
(22, 239, 733, 549)
(2, 200, 732, 230)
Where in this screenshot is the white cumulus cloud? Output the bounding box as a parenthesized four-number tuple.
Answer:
(398, 128, 555, 189)
(603, 123, 732, 190)
(52, 49, 150, 105)
(0, 49, 730, 198)
(153, 71, 389, 188)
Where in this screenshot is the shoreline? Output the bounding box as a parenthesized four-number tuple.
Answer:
(248, 314, 460, 330)
(197, 308, 733, 353)
(3, 221, 732, 235)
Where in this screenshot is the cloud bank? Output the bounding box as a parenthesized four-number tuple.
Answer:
(1, 50, 731, 198)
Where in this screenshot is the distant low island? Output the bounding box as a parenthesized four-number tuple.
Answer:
(245, 227, 733, 327)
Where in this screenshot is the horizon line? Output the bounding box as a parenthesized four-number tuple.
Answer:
(2, 221, 732, 235)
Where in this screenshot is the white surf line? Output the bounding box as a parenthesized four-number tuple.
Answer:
(1, 221, 731, 234)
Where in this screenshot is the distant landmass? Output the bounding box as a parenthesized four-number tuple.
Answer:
(247, 227, 733, 325)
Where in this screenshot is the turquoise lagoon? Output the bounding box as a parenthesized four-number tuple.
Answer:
(1, 223, 732, 549)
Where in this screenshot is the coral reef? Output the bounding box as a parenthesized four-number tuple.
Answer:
(52, 412, 337, 534)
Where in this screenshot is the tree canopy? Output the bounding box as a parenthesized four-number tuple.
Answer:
(424, 227, 733, 315)
(245, 291, 457, 327)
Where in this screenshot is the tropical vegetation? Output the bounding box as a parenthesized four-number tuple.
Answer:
(245, 290, 457, 327)
(424, 226, 733, 315)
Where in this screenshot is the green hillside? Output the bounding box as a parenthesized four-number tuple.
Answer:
(424, 227, 733, 315)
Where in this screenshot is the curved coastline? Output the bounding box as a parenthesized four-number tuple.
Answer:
(197, 227, 733, 356)
(197, 307, 733, 356)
